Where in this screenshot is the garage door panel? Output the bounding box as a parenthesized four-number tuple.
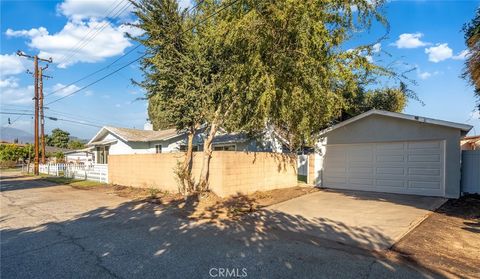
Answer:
(408, 180, 441, 190)
(349, 167, 373, 174)
(376, 142, 404, 150)
(408, 168, 441, 176)
(408, 154, 441, 162)
(324, 140, 445, 197)
(376, 155, 405, 162)
(376, 167, 405, 175)
(376, 179, 406, 188)
(408, 141, 441, 149)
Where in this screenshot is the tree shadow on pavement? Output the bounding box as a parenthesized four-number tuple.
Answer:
(0, 176, 61, 192)
(1, 192, 447, 279)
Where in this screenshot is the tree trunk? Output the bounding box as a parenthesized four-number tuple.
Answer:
(197, 121, 218, 192)
(182, 126, 196, 192)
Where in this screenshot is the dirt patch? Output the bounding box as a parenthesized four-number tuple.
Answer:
(392, 195, 480, 278)
(71, 183, 319, 221)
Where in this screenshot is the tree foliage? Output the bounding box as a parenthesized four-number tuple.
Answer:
(46, 128, 70, 148)
(0, 144, 33, 163)
(462, 7, 480, 110)
(133, 0, 414, 191)
(199, 0, 397, 149)
(68, 140, 85, 150)
(340, 85, 407, 121)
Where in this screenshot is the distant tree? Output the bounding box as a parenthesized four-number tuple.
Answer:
(47, 128, 70, 148)
(462, 7, 480, 110)
(68, 140, 85, 150)
(340, 85, 408, 121)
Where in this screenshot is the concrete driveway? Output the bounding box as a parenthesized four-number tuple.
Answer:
(268, 189, 446, 250)
(1, 172, 446, 278)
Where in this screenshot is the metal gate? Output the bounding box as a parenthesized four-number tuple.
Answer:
(461, 150, 480, 194)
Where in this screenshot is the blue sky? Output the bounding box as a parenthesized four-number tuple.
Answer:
(1, 0, 479, 140)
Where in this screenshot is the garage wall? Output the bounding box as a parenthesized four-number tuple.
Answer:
(320, 114, 462, 198)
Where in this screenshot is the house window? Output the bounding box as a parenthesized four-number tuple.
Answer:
(213, 144, 236, 151)
(155, 144, 162, 153)
(96, 146, 109, 164)
(179, 145, 199, 152)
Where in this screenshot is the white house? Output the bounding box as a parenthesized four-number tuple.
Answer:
(87, 124, 286, 164)
(64, 148, 95, 164)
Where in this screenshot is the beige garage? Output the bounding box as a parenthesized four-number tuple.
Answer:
(314, 110, 472, 198)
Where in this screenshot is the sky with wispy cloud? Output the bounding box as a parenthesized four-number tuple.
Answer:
(1, 0, 479, 139)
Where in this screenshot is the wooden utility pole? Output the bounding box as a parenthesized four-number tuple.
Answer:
(17, 51, 52, 175)
(39, 65, 51, 164)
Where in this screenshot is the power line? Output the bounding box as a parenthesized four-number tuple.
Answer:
(45, 116, 103, 128)
(44, 44, 141, 98)
(45, 0, 207, 99)
(46, 0, 242, 106)
(55, 0, 129, 66)
(58, 1, 133, 67)
(0, 111, 101, 128)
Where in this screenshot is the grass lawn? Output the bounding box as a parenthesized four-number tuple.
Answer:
(0, 168, 22, 173)
(43, 176, 106, 188)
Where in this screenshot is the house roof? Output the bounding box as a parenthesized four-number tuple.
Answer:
(88, 126, 181, 145)
(319, 109, 473, 136)
(45, 146, 74, 153)
(461, 135, 480, 144)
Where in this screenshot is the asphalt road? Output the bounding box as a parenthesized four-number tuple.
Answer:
(0, 171, 443, 279)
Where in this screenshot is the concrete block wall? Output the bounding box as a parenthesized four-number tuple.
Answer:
(108, 151, 298, 197)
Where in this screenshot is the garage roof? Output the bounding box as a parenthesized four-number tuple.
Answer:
(320, 109, 473, 136)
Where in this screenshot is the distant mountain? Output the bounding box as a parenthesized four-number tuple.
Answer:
(0, 127, 34, 144)
(69, 136, 89, 143)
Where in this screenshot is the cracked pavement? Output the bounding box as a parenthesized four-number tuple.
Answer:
(1, 172, 444, 278)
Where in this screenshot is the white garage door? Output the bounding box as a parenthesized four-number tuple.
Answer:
(323, 140, 445, 197)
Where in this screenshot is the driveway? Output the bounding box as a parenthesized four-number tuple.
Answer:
(1, 172, 445, 278)
(268, 189, 446, 250)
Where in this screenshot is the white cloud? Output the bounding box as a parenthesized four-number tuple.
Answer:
(418, 71, 431, 80)
(372, 43, 381, 53)
(51, 83, 81, 96)
(6, 27, 49, 38)
(0, 77, 19, 88)
(0, 53, 27, 76)
(425, 43, 453, 63)
(392, 33, 429, 49)
(57, 0, 133, 21)
(452, 49, 470, 60)
(6, 20, 134, 68)
(0, 85, 34, 105)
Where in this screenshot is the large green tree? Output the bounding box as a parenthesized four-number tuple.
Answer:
(462, 7, 480, 110)
(46, 128, 70, 148)
(132, 0, 211, 193)
(134, 0, 414, 192)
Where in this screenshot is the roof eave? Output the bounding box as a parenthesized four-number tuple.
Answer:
(319, 109, 473, 137)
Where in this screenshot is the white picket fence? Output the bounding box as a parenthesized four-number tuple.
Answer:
(36, 163, 109, 183)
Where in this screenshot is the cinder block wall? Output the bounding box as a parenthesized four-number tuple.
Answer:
(108, 151, 298, 197)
